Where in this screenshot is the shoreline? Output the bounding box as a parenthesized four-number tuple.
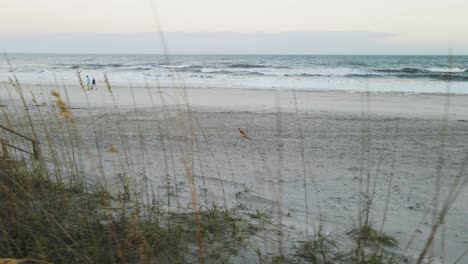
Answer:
(2, 83, 468, 120)
(2, 80, 468, 96)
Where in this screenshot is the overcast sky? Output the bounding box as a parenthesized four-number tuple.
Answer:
(1, 0, 467, 54)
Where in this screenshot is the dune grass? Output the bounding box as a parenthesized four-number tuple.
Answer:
(0, 76, 269, 263)
(0, 155, 265, 263)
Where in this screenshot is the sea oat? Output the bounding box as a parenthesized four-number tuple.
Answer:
(238, 128, 251, 140)
(51, 91, 75, 124)
(108, 146, 119, 153)
(104, 74, 113, 95)
(76, 71, 86, 91)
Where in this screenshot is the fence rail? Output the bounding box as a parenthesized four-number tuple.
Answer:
(0, 124, 40, 160)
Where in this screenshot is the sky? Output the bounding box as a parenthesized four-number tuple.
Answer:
(1, 0, 467, 54)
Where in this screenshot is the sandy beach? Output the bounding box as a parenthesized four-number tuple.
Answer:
(3, 1, 468, 262)
(1, 83, 467, 262)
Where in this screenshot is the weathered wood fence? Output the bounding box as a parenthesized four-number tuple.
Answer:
(0, 124, 40, 160)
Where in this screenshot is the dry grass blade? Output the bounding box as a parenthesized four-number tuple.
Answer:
(416, 151, 468, 264)
(238, 128, 251, 140)
(0, 259, 51, 264)
(104, 74, 113, 95)
(454, 247, 468, 264)
(76, 71, 86, 91)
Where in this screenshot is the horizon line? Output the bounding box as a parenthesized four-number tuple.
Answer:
(3, 52, 465, 56)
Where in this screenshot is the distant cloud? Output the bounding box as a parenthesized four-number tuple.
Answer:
(0, 31, 464, 55)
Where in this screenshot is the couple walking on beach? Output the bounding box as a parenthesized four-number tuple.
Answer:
(86, 75, 96, 90)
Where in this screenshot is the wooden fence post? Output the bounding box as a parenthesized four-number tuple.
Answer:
(32, 141, 40, 160)
(1, 140, 8, 159)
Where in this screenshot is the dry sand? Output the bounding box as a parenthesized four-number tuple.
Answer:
(1, 83, 467, 262)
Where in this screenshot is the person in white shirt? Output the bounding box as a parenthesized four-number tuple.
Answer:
(86, 75, 91, 90)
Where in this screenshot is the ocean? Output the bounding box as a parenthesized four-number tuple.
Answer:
(2, 54, 468, 94)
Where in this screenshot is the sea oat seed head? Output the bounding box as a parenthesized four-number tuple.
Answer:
(108, 146, 119, 153)
(238, 128, 251, 140)
(51, 90, 75, 123)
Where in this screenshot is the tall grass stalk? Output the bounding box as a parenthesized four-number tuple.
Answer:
(274, 91, 285, 262)
(293, 90, 313, 240)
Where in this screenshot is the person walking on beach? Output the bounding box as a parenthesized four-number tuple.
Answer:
(86, 75, 91, 90)
(92, 77, 96, 90)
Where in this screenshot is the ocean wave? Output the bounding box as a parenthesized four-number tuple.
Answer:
(228, 63, 269, 68)
(423, 73, 468, 81)
(160, 64, 196, 69)
(64, 63, 125, 69)
(280, 72, 468, 81)
(347, 62, 369, 66)
(348, 72, 468, 81)
(202, 70, 234, 74)
(374, 67, 468, 74)
(127, 67, 153, 71)
(201, 70, 266, 76)
(227, 63, 289, 69)
(159, 65, 203, 72)
(133, 63, 157, 66)
(427, 67, 468, 73)
(337, 61, 369, 67)
(284, 73, 323, 77)
(178, 66, 203, 72)
(244, 71, 265, 76)
(373, 67, 428, 73)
